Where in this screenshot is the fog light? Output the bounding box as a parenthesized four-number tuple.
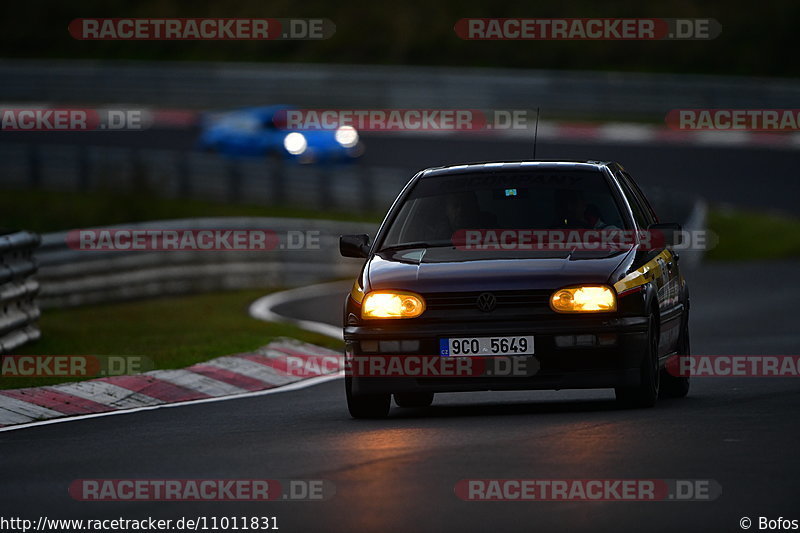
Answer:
(379, 340, 400, 352)
(555, 335, 576, 348)
(366, 340, 420, 353)
(360, 340, 379, 353)
(598, 334, 618, 346)
(555, 334, 600, 348)
(575, 334, 596, 346)
(400, 340, 420, 352)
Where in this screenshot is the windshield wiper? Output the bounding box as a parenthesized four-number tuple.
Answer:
(378, 241, 451, 253)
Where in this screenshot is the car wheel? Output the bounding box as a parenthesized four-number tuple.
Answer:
(615, 314, 660, 408)
(394, 392, 434, 408)
(345, 377, 390, 419)
(660, 311, 691, 398)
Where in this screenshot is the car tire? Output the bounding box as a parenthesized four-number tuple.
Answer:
(394, 392, 434, 408)
(660, 311, 691, 398)
(615, 314, 660, 408)
(346, 377, 390, 419)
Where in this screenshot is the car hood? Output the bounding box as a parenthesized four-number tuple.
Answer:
(366, 247, 633, 293)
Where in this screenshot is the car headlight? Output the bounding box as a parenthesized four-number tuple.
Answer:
(362, 290, 426, 319)
(283, 132, 307, 155)
(550, 285, 617, 313)
(335, 125, 359, 148)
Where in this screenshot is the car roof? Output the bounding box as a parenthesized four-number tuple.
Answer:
(218, 105, 294, 118)
(419, 160, 618, 178)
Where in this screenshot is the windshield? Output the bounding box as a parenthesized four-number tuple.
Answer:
(379, 169, 629, 250)
(218, 114, 261, 132)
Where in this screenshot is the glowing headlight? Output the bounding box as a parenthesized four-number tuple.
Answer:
(335, 125, 359, 148)
(550, 285, 617, 313)
(283, 132, 307, 155)
(362, 290, 426, 319)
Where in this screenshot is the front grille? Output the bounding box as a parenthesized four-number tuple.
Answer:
(423, 290, 552, 314)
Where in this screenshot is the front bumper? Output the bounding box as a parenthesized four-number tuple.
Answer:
(344, 316, 648, 395)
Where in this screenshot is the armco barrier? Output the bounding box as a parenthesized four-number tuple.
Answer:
(0, 143, 408, 215)
(2, 60, 799, 120)
(35, 218, 377, 308)
(0, 230, 41, 353)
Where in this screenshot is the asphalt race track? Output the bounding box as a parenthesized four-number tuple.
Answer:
(1, 259, 799, 532)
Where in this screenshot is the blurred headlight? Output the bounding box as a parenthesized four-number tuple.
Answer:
(335, 125, 359, 148)
(283, 132, 307, 155)
(362, 290, 426, 319)
(550, 285, 617, 313)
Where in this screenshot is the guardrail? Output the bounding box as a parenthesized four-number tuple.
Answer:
(35, 218, 376, 308)
(0, 230, 41, 353)
(2, 59, 800, 119)
(0, 142, 409, 214)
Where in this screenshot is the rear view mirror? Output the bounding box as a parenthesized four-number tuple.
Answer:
(340, 234, 370, 258)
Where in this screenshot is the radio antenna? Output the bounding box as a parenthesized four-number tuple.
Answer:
(533, 108, 541, 160)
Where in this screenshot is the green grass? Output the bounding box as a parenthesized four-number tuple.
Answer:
(707, 208, 800, 261)
(0, 187, 363, 390)
(2, 289, 343, 390)
(0, 188, 382, 234)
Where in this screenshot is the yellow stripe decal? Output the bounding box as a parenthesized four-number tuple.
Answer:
(350, 281, 365, 304)
(613, 250, 672, 294)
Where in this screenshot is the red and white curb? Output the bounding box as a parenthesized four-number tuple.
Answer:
(0, 338, 343, 430)
(420, 121, 800, 149)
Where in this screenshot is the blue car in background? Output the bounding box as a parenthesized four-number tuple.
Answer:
(197, 105, 363, 164)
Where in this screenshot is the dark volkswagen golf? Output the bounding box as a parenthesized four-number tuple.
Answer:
(340, 161, 690, 418)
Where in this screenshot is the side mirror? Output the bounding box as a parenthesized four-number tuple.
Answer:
(340, 234, 370, 258)
(647, 222, 682, 247)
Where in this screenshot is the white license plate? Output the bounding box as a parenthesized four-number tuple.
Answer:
(440, 336, 534, 356)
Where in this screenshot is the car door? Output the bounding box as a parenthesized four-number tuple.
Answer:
(615, 169, 683, 357)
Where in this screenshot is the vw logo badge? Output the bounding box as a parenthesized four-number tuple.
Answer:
(476, 292, 497, 312)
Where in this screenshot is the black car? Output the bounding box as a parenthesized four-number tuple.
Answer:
(340, 161, 690, 418)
